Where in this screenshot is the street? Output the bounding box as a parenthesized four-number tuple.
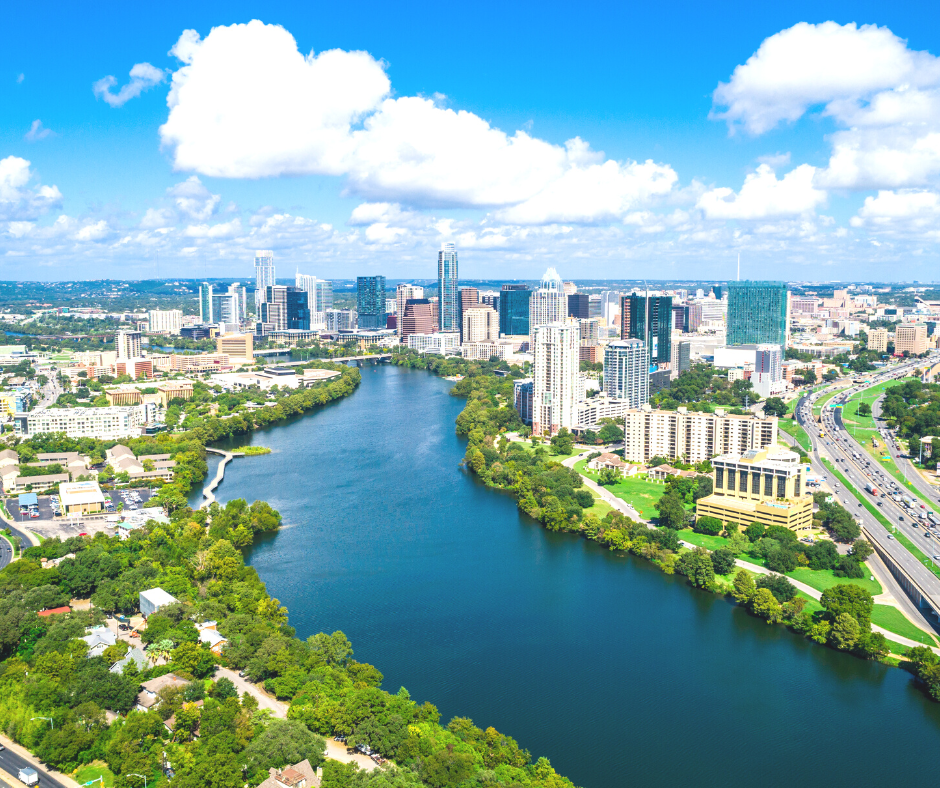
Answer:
(0, 738, 72, 788)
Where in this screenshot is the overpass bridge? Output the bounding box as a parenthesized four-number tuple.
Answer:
(251, 352, 393, 366)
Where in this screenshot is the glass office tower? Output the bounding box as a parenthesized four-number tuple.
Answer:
(438, 243, 459, 332)
(727, 281, 789, 346)
(621, 294, 673, 365)
(357, 276, 387, 329)
(499, 284, 531, 336)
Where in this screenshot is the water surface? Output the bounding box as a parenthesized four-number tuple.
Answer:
(204, 364, 940, 788)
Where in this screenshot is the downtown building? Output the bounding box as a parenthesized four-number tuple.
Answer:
(295, 272, 333, 325)
(259, 286, 310, 332)
(438, 243, 459, 332)
(401, 299, 435, 341)
(620, 293, 673, 365)
(531, 319, 581, 436)
(621, 405, 778, 464)
(529, 268, 568, 339)
(603, 340, 649, 408)
(727, 281, 790, 346)
(462, 307, 499, 344)
(254, 251, 276, 309)
(395, 284, 424, 336)
(15, 403, 158, 441)
(499, 284, 531, 337)
(357, 275, 387, 329)
(148, 309, 183, 335)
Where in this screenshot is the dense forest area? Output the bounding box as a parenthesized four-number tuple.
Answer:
(880, 379, 940, 469)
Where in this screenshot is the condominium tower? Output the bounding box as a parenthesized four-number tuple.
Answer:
(115, 331, 142, 361)
(532, 320, 581, 436)
(357, 276, 387, 329)
(254, 251, 276, 309)
(603, 340, 649, 408)
(529, 268, 568, 338)
(438, 242, 459, 332)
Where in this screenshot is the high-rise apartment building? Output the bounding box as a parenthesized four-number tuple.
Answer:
(727, 281, 789, 346)
(325, 310, 356, 332)
(260, 286, 310, 331)
(438, 242, 459, 332)
(894, 323, 928, 356)
(395, 284, 424, 336)
(621, 294, 673, 365)
(115, 331, 142, 361)
(672, 304, 686, 332)
(499, 285, 531, 336)
(199, 283, 214, 323)
(295, 273, 333, 315)
(148, 309, 183, 335)
(603, 340, 649, 408)
(254, 251, 276, 309)
(578, 318, 600, 347)
(357, 276, 387, 329)
(532, 320, 581, 436)
(462, 307, 499, 344)
(457, 287, 480, 341)
(529, 268, 568, 338)
(401, 299, 434, 341)
(567, 293, 590, 319)
(671, 339, 691, 378)
(753, 344, 785, 399)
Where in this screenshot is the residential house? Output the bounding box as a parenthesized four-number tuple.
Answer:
(196, 621, 228, 656)
(136, 673, 186, 711)
(82, 625, 117, 658)
(257, 760, 321, 788)
(110, 647, 148, 675)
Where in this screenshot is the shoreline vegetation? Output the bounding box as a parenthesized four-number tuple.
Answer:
(0, 357, 580, 788)
(232, 446, 273, 456)
(388, 349, 940, 703)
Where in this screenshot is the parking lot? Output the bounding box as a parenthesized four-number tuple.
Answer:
(6, 488, 158, 541)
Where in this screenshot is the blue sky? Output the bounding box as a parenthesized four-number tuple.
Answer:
(4, 0, 940, 281)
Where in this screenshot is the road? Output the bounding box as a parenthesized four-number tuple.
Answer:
(0, 736, 75, 788)
(795, 355, 940, 618)
(870, 392, 940, 510)
(33, 368, 61, 411)
(0, 533, 12, 570)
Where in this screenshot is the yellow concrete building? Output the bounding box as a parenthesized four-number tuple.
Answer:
(867, 327, 891, 353)
(894, 323, 928, 356)
(695, 448, 814, 533)
(216, 333, 254, 360)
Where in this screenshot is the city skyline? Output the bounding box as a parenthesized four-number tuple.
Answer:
(5, 4, 940, 281)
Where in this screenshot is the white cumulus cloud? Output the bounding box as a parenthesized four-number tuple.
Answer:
(697, 164, 826, 219)
(24, 120, 55, 142)
(94, 62, 165, 107)
(0, 156, 63, 220)
(851, 189, 940, 234)
(167, 176, 220, 220)
(158, 20, 677, 222)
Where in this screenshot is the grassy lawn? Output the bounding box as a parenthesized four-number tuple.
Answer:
(787, 566, 881, 596)
(677, 530, 730, 551)
(75, 762, 116, 787)
(574, 459, 665, 519)
(822, 458, 940, 581)
(871, 605, 939, 646)
(585, 497, 614, 519)
(797, 591, 824, 615)
(814, 387, 846, 416)
(518, 441, 583, 463)
(778, 418, 812, 452)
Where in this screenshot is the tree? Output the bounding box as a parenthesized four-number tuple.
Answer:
(762, 398, 788, 417)
(245, 718, 326, 774)
(821, 584, 874, 631)
(677, 546, 714, 589)
(732, 570, 756, 603)
(749, 588, 782, 623)
(693, 516, 722, 536)
(856, 631, 889, 659)
(857, 401, 872, 417)
(549, 428, 574, 456)
(655, 492, 688, 530)
(829, 612, 861, 650)
(850, 539, 874, 562)
(597, 423, 624, 443)
(422, 748, 476, 788)
(711, 547, 737, 575)
(598, 467, 621, 486)
(755, 573, 797, 603)
(744, 522, 765, 542)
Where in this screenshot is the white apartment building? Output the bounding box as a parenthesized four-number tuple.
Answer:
(461, 340, 521, 362)
(622, 404, 778, 464)
(603, 340, 649, 407)
(752, 344, 786, 398)
(147, 310, 183, 335)
(325, 310, 356, 332)
(406, 332, 460, 355)
(574, 394, 634, 431)
(462, 307, 499, 344)
(532, 320, 580, 436)
(254, 250, 275, 308)
(396, 284, 424, 335)
(529, 268, 568, 339)
(15, 403, 157, 441)
(115, 331, 142, 360)
(295, 273, 333, 327)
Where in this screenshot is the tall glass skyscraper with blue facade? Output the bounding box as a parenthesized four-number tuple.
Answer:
(727, 281, 789, 346)
(499, 284, 531, 336)
(357, 276, 387, 329)
(437, 243, 459, 332)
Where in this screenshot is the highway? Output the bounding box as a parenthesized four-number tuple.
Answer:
(0, 533, 12, 570)
(795, 354, 940, 618)
(0, 740, 70, 788)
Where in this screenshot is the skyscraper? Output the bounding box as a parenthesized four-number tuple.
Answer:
(260, 286, 310, 331)
(211, 283, 248, 327)
(621, 294, 673, 365)
(604, 340, 649, 407)
(401, 299, 434, 341)
(727, 281, 789, 346)
(567, 293, 590, 319)
(395, 284, 424, 336)
(357, 276, 387, 329)
(529, 268, 567, 338)
(532, 320, 581, 437)
(295, 272, 334, 316)
(438, 242, 459, 332)
(199, 283, 213, 323)
(457, 287, 480, 342)
(254, 251, 276, 310)
(499, 284, 530, 336)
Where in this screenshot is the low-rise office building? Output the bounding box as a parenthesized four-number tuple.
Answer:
(695, 448, 813, 533)
(622, 404, 777, 464)
(406, 332, 460, 355)
(59, 480, 106, 515)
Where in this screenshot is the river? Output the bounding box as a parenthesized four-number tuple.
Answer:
(196, 364, 940, 788)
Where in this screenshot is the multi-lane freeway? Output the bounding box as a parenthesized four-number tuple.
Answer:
(0, 740, 69, 788)
(795, 354, 940, 620)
